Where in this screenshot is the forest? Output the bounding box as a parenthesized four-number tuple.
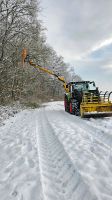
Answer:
(0, 0, 81, 105)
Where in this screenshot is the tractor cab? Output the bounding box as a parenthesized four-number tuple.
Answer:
(67, 81, 99, 95)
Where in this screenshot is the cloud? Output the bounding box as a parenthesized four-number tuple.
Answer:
(40, 0, 112, 90)
(92, 38, 112, 52)
(41, 0, 112, 56)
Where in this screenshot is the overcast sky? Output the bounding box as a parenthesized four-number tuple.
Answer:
(39, 0, 112, 91)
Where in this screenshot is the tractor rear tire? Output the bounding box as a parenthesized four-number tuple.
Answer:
(69, 102, 73, 114)
(64, 97, 70, 112)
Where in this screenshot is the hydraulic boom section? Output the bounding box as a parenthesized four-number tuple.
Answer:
(22, 49, 68, 92)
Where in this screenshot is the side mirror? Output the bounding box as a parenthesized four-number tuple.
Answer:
(86, 84, 88, 89)
(96, 87, 99, 92)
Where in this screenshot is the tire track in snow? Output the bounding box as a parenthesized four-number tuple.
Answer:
(0, 110, 43, 200)
(44, 107, 112, 200)
(36, 110, 97, 200)
(1, 101, 112, 200)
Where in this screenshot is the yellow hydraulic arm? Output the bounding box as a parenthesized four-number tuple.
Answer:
(22, 49, 69, 92)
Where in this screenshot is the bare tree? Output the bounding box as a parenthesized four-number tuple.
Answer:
(0, 0, 81, 104)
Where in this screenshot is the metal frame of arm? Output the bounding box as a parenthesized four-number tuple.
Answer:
(22, 49, 69, 92)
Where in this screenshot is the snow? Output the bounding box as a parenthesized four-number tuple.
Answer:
(0, 102, 25, 126)
(0, 101, 112, 199)
(0, 110, 43, 200)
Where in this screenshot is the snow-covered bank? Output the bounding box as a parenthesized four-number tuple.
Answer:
(0, 102, 25, 126)
(0, 109, 43, 200)
(0, 101, 112, 200)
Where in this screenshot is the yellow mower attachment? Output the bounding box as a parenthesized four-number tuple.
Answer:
(80, 92, 112, 117)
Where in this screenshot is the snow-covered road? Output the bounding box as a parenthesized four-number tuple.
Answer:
(0, 101, 112, 200)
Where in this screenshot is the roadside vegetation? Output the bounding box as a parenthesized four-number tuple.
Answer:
(0, 0, 81, 105)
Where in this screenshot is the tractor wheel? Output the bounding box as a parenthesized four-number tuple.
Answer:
(69, 102, 73, 114)
(71, 99, 80, 116)
(64, 97, 69, 112)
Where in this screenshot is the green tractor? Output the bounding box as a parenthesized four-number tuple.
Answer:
(64, 81, 112, 117)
